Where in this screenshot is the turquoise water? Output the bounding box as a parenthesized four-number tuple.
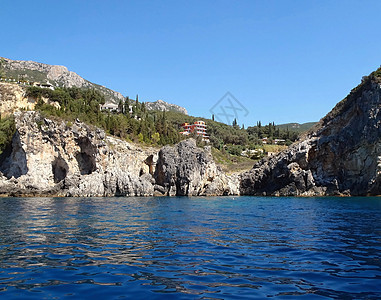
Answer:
(0, 196, 380, 299)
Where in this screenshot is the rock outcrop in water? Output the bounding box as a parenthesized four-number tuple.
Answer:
(0, 111, 239, 197)
(240, 69, 381, 196)
(154, 139, 239, 196)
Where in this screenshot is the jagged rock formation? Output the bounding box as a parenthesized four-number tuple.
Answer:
(145, 99, 188, 115)
(154, 139, 239, 196)
(0, 57, 124, 104)
(0, 111, 158, 196)
(0, 112, 238, 197)
(240, 70, 381, 196)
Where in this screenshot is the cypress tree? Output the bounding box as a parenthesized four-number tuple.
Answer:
(118, 100, 124, 113)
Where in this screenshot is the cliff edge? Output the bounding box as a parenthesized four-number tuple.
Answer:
(240, 69, 381, 196)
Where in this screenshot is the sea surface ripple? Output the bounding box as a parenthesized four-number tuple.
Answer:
(0, 196, 380, 299)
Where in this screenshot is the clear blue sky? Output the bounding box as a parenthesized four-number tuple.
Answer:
(1, 0, 381, 126)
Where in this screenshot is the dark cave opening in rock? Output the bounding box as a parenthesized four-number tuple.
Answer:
(52, 156, 69, 183)
(75, 152, 96, 175)
(75, 137, 97, 175)
(0, 133, 28, 179)
(0, 142, 13, 176)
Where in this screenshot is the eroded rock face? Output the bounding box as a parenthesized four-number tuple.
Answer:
(154, 139, 239, 196)
(0, 112, 239, 197)
(240, 75, 381, 196)
(0, 111, 158, 196)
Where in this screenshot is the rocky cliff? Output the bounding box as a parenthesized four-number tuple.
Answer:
(0, 111, 238, 197)
(0, 57, 124, 104)
(0, 111, 158, 196)
(2, 57, 380, 198)
(154, 139, 239, 196)
(240, 69, 381, 196)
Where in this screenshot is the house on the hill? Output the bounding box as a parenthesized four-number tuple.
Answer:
(33, 82, 55, 90)
(180, 120, 209, 141)
(100, 102, 119, 112)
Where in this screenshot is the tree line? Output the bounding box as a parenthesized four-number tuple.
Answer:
(26, 86, 181, 145)
(0, 86, 301, 160)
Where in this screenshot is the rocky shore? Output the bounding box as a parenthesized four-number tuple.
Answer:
(1, 70, 381, 197)
(240, 73, 381, 196)
(0, 111, 238, 197)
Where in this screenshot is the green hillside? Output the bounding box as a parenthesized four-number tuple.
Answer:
(276, 122, 316, 133)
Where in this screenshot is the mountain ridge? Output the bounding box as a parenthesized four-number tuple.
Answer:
(0, 57, 125, 104)
(276, 122, 317, 133)
(0, 57, 189, 115)
(145, 99, 188, 115)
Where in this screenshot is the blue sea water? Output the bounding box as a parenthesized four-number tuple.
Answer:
(0, 196, 380, 299)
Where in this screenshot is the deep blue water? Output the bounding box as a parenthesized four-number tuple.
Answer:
(0, 197, 380, 299)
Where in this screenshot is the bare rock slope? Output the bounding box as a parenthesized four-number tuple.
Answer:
(145, 99, 188, 115)
(240, 69, 381, 196)
(0, 82, 62, 116)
